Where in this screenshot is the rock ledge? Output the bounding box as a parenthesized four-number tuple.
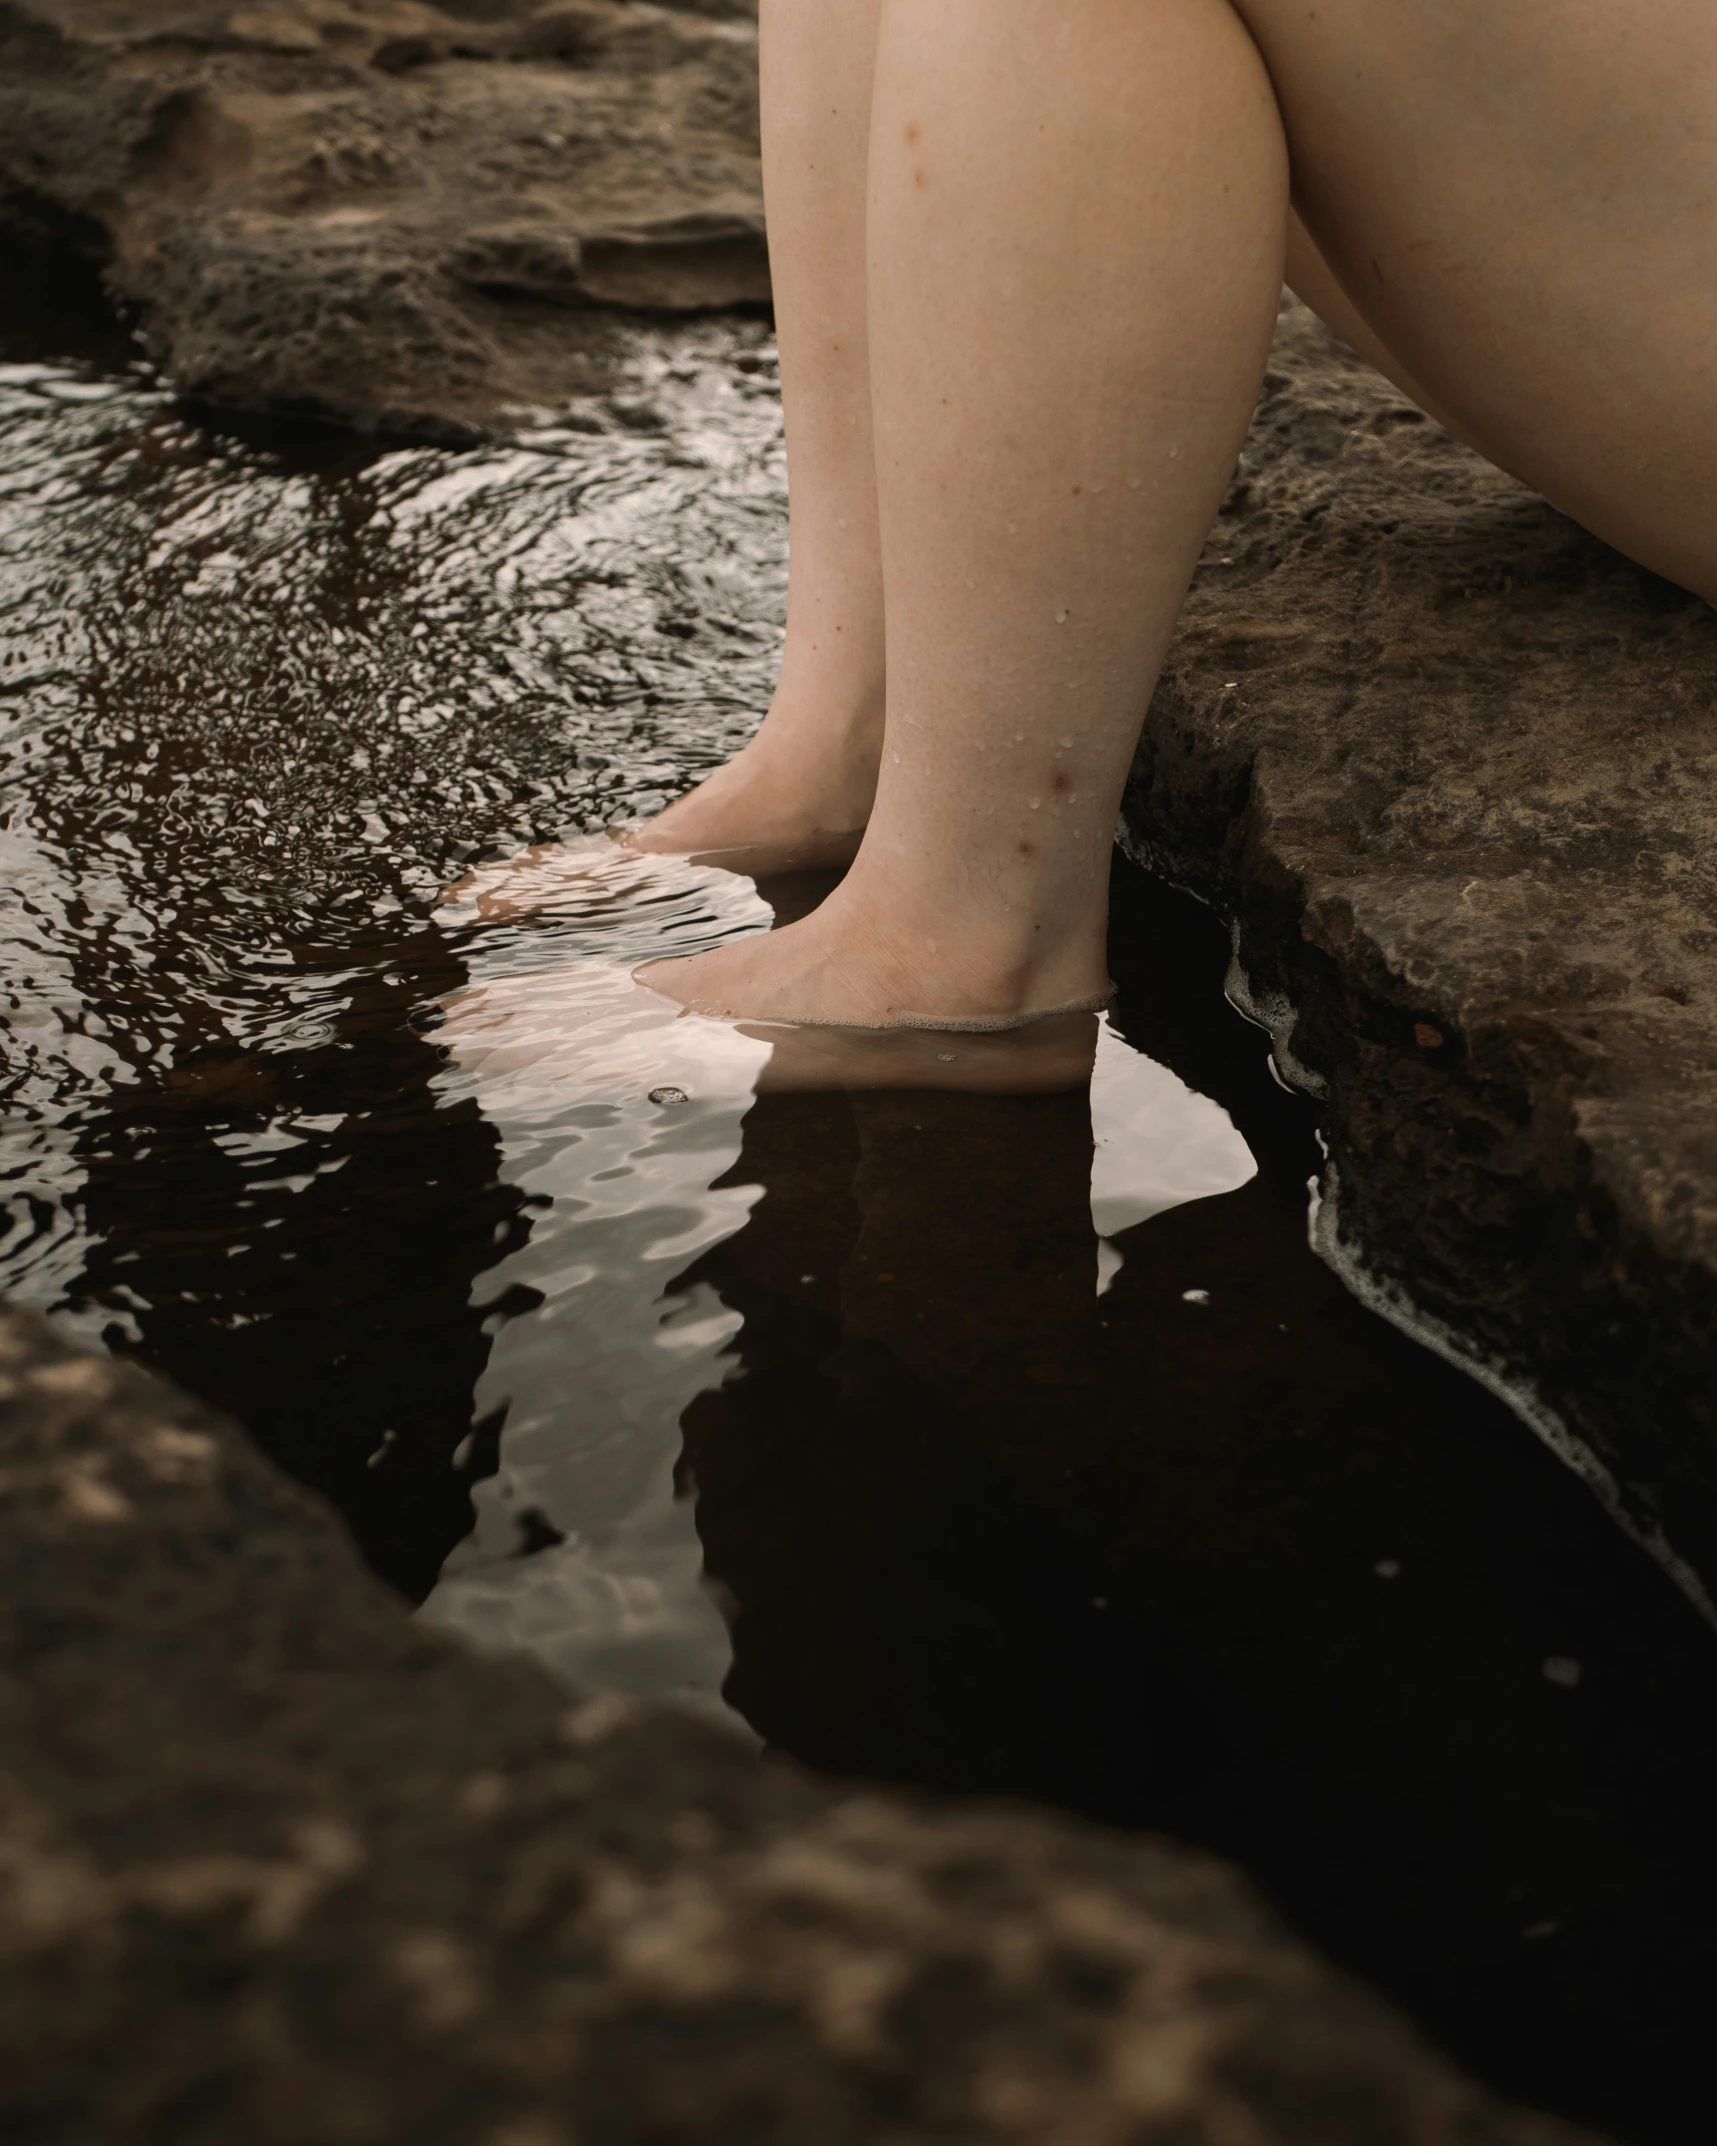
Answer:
(1125, 300, 1717, 1619)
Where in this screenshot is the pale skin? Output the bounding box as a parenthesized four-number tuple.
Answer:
(632, 0, 1717, 1030)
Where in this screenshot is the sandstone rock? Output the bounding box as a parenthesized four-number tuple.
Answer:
(0, 1299, 1605, 2145)
(1124, 298, 1717, 1622)
(0, 0, 766, 436)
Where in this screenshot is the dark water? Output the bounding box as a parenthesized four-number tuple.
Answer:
(4, 239, 1717, 2144)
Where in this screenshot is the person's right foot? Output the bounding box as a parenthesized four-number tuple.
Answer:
(634, 868, 1113, 1037)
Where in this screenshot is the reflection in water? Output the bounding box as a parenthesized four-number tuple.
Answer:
(64, 917, 523, 1598)
(665, 869, 1717, 2142)
(5, 244, 1717, 2143)
(0, 240, 786, 1590)
(422, 845, 773, 1712)
(420, 841, 1257, 1711)
(418, 844, 1717, 2139)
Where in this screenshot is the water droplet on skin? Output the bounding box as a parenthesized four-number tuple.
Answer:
(1055, 608, 1069, 623)
(1028, 798, 1042, 810)
(1058, 735, 1074, 749)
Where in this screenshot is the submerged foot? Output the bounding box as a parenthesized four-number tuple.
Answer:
(444, 956, 1100, 1097)
(635, 886, 1112, 1037)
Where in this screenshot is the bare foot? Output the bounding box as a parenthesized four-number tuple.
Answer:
(439, 836, 1106, 1094)
(440, 955, 1098, 1098)
(636, 879, 1112, 1033)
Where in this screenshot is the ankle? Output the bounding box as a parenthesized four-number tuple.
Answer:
(751, 683, 885, 779)
(827, 880, 1109, 1020)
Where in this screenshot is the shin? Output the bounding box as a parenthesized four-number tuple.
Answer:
(646, 0, 1288, 1025)
(632, 0, 887, 862)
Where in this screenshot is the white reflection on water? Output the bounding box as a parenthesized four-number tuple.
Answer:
(1089, 1021, 1258, 1292)
(421, 846, 771, 1725)
(422, 843, 1257, 1720)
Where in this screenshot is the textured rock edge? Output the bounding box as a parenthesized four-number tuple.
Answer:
(1123, 302, 1717, 1626)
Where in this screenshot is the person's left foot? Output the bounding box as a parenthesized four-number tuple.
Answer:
(618, 707, 878, 874)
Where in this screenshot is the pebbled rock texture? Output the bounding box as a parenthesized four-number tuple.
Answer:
(0, 1298, 1608, 2146)
(0, 0, 765, 437)
(1124, 298, 1717, 1620)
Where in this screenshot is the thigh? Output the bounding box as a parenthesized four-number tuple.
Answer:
(1234, 0, 1717, 597)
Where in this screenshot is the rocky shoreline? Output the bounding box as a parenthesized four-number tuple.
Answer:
(6, 0, 1708, 1617)
(0, 0, 767, 439)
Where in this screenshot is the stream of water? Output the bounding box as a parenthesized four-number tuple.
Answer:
(4, 241, 1717, 2143)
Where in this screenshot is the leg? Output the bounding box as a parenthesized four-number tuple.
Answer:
(644, 0, 1286, 1026)
(1284, 211, 1472, 447)
(628, 0, 886, 868)
(1236, 0, 1717, 600)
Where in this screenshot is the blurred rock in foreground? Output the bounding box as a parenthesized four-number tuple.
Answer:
(0, 0, 766, 438)
(0, 1300, 1605, 2146)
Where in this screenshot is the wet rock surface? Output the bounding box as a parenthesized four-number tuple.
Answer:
(1124, 299, 1717, 1619)
(0, 1299, 1608, 2146)
(0, 0, 765, 437)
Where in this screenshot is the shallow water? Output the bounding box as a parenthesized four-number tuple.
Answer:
(4, 245, 1717, 2142)
(419, 839, 1256, 1712)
